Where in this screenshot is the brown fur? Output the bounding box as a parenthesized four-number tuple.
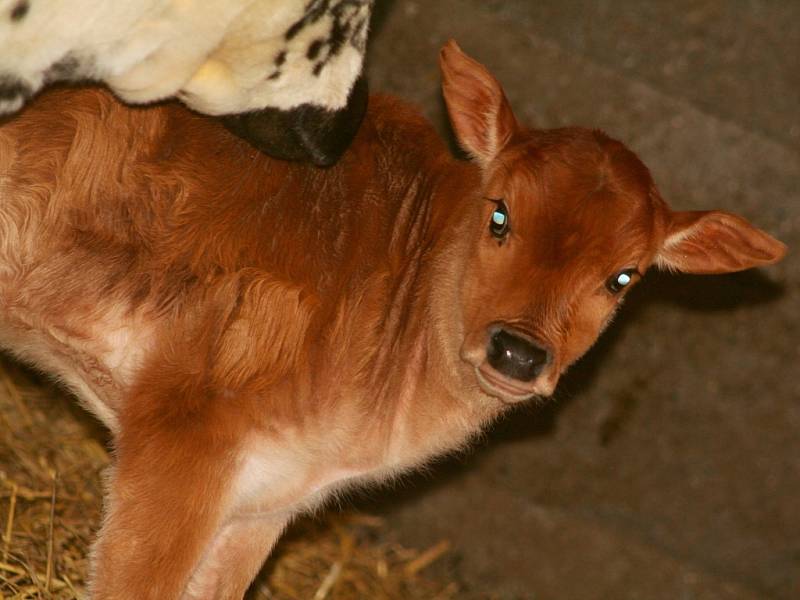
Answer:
(0, 41, 786, 598)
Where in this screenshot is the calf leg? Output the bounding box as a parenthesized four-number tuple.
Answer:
(89, 409, 244, 599)
(90, 440, 236, 600)
(183, 514, 290, 600)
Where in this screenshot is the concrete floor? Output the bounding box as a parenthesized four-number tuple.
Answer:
(359, 2, 799, 598)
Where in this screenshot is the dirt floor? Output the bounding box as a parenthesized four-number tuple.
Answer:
(1, 1, 798, 599)
(359, 2, 799, 599)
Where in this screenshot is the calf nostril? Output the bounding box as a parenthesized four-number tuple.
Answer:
(486, 329, 549, 382)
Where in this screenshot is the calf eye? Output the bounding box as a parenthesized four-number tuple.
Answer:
(606, 269, 637, 294)
(489, 201, 510, 238)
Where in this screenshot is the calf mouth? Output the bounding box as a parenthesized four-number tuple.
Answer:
(474, 364, 538, 404)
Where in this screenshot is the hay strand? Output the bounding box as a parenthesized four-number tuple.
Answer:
(404, 540, 452, 577)
(45, 471, 57, 592)
(3, 480, 17, 560)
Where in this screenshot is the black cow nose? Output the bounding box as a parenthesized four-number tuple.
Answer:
(486, 329, 549, 382)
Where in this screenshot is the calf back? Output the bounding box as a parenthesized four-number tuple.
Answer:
(0, 87, 458, 438)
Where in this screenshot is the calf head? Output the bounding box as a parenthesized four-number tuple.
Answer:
(440, 41, 786, 403)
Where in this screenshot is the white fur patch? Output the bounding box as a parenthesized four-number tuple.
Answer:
(230, 433, 370, 517)
(0, 0, 372, 115)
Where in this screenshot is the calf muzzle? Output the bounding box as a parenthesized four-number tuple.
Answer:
(486, 328, 549, 383)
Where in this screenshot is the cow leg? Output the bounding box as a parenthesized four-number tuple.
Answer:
(183, 513, 290, 599)
(89, 419, 242, 599)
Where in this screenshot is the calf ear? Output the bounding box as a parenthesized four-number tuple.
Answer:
(440, 40, 518, 167)
(657, 210, 787, 274)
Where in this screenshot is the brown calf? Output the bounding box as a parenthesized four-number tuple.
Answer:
(0, 41, 786, 598)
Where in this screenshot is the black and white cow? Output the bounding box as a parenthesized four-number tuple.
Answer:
(0, 0, 372, 165)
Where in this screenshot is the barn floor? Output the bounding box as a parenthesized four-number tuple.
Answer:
(1, 1, 798, 599)
(361, 2, 799, 599)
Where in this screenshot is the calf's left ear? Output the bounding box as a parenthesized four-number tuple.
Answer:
(657, 210, 787, 274)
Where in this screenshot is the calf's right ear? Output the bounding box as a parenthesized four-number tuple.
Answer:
(440, 40, 518, 168)
(656, 210, 787, 274)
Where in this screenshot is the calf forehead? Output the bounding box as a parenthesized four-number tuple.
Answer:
(503, 128, 653, 200)
(503, 130, 663, 265)
(549, 181, 656, 256)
